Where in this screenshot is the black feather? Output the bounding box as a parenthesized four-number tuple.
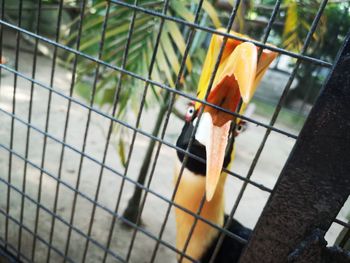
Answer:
(200, 216, 252, 263)
(176, 122, 234, 176)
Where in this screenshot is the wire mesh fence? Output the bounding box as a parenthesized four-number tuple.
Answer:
(0, 0, 349, 262)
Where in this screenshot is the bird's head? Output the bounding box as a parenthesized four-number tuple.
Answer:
(176, 30, 278, 202)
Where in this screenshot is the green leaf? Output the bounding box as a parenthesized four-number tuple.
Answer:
(118, 137, 127, 168)
(74, 81, 92, 101)
(99, 86, 117, 106)
(166, 22, 192, 72)
(151, 60, 162, 83)
(64, 1, 109, 42)
(156, 44, 175, 87)
(202, 0, 221, 28)
(170, 1, 195, 22)
(116, 91, 129, 118)
(161, 29, 180, 75)
(61, 0, 223, 136)
(78, 15, 151, 53)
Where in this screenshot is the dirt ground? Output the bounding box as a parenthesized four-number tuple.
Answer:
(0, 45, 348, 263)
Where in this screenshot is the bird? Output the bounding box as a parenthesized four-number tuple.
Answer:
(173, 30, 278, 263)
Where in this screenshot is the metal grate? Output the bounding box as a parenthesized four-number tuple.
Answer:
(0, 0, 349, 262)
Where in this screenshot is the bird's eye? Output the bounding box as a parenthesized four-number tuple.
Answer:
(185, 106, 195, 122)
(235, 121, 247, 135)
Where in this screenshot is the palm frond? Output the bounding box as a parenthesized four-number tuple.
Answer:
(282, 0, 327, 52)
(60, 0, 222, 161)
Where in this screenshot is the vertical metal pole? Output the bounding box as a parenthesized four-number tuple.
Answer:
(35, 0, 65, 260)
(62, 2, 111, 261)
(102, 1, 171, 261)
(240, 31, 350, 263)
(18, 0, 43, 259)
(5, 0, 23, 251)
(0, 0, 4, 91)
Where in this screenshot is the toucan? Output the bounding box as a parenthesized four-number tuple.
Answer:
(174, 30, 278, 263)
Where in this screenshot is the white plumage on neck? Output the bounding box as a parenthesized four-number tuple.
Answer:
(193, 112, 212, 147)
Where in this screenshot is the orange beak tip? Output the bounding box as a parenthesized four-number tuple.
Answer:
(205, 120, 231, 202)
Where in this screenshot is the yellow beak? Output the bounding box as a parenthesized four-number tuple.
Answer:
(195, 30, 278, 201)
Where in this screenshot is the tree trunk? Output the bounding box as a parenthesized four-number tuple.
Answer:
(122, 91, 171, 225)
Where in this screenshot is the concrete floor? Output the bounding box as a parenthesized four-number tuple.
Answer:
(0, 44, 348, 263)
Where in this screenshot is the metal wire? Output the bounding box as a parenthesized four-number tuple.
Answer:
(54, 0, 88, 260)
(125, 0, 206, 260)
(109, 0, 332, 68)
(102, 1, 171, 261)
(225, 0, 330, 230)
(0, 18, 299, 139)
(0, 144, 197, 263)
(0, 107, 264, 254)
(81, 0, 137, 261)
(0, 0, 4, 90)
(0, 106, 270, 223)
(0, 204, 76, 263)
(0, 0, 346, 262)
(0, 61, 298, 154)
(0, 62, 280, 195)
(19, 0, 42, 260)
(0, 38, 306, 263)
(5, 0, 23, 253)
(0, 40, 305, 263)
(209, 1, 330, 261)
(209, 1, 283, 261)
(175, 2, 248, 261)
(63, 1, 110, 261)
(30, 0, 65, 261)
(335, 219, 350, 229)
(1, 236, 32, 263)
(0, 176, 125, 263)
